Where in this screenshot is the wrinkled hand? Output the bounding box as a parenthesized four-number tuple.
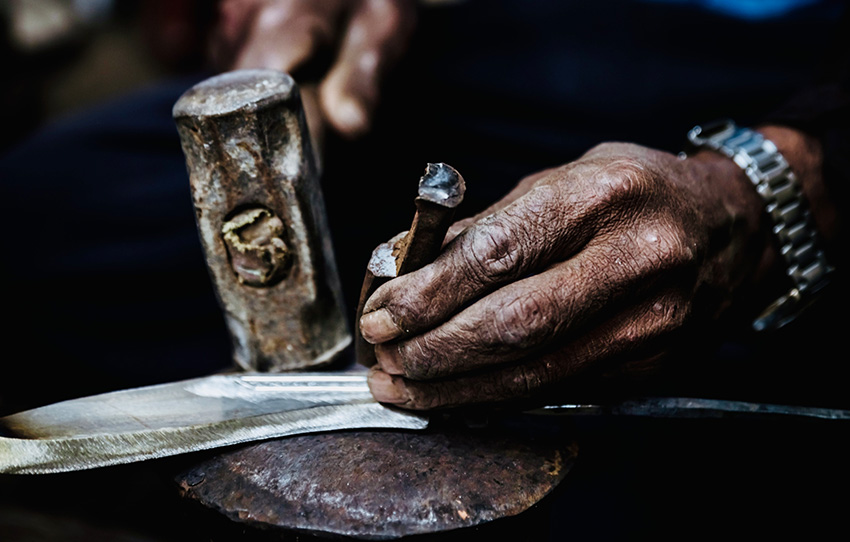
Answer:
(211, 0, 416, 138)
(358, 142, 777, 409)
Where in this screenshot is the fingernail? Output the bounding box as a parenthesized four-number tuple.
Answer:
(360, 308, 402, 343)
(367, 369, 407, 404)
(375, 343, 404, 375)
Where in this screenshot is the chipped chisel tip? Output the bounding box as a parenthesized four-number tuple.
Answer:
(418, 163, 465, 207)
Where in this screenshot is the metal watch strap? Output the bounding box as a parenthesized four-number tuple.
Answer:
(685, 119, 833, 331)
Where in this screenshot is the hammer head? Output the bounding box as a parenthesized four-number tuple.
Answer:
(173, 70, 350, 372)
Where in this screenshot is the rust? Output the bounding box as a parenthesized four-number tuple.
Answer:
(355, 163, 465, 367)
(173, 70, 350, 372)
(221, 207, 291, 286)
(176, 420, 576, 539)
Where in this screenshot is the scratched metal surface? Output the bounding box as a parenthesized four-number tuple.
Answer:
(177, 419, 576, 540)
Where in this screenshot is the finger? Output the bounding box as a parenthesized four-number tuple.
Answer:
(359, 154, 681, 346)
(359, 177, 597, 345)
(368, 289, 689, 410)
(210, 0, 264, 69)
(370, 217, 698, 380)
(232, 0, 346, 72)
(319, 0, 416, 137)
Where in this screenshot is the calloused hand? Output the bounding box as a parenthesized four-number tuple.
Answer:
(357, 138, 804, 410)
(210, 0, 416, 138)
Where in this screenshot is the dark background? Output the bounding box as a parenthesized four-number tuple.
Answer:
(1, 1, 848, 540)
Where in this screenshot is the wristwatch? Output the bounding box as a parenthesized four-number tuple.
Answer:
(684, 119, 833, 331)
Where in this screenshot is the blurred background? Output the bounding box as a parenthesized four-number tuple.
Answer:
(0, 0, 213, 151)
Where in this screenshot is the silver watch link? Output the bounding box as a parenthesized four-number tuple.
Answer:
(685, 119, 833, 331)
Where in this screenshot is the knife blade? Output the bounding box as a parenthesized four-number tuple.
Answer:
(0, 373, 428, 475)
(4, 373, 850, 475)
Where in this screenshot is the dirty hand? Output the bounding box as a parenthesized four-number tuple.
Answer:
(358, 135, 814, 410)
(210, 0, 416, 138)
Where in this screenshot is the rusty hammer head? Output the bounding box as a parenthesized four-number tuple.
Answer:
(173, 70, 350, 372)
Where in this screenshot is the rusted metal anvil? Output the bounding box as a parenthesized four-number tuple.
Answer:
(173, 70, 350, 372)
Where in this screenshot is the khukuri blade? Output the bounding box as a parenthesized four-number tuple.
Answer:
(0, 373, 428, 475)
(3, 372, 849, 476)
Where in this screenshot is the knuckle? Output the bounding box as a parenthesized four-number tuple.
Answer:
(639, 222, 699, 271)
(490, 289, 558, 350)
(462, 219, 524, 285)
(597, 159, 653, 208)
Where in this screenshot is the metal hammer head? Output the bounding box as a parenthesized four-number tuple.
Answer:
(173, 70, 350, 372)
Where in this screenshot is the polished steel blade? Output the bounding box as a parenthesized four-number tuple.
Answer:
(0, 373, 429, 475)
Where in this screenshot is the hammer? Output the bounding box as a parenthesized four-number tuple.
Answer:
(173, 69, 350, 372)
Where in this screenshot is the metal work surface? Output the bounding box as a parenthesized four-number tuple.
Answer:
(177, 422, 576, 540)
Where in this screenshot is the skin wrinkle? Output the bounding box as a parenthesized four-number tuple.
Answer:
(489, 285, 560, 350)
(368, 191, 570, 342)
(394, 244, 656, 381)
(394, 206, 700, 394)
(214, 4, 832, 410)
(465, 220, 523, 286)
(403, 332, 440, 378)
(383, 283, 687, 408)
(363, 132, 821, 408)
(390, 264, 443, 328)
(393, 286, 540, 380)
(396, 309, 484, 380)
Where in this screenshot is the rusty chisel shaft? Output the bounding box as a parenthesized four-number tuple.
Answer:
(355, 163, 466, 367)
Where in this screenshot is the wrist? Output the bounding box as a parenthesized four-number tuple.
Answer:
(685, 147, 777, 314)
(684, 121, 834, 330)
(755, 125, 834, 246)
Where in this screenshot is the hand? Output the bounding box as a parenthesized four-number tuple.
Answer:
(357, 139, 802, 410)
(210, 0, 416, 138)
